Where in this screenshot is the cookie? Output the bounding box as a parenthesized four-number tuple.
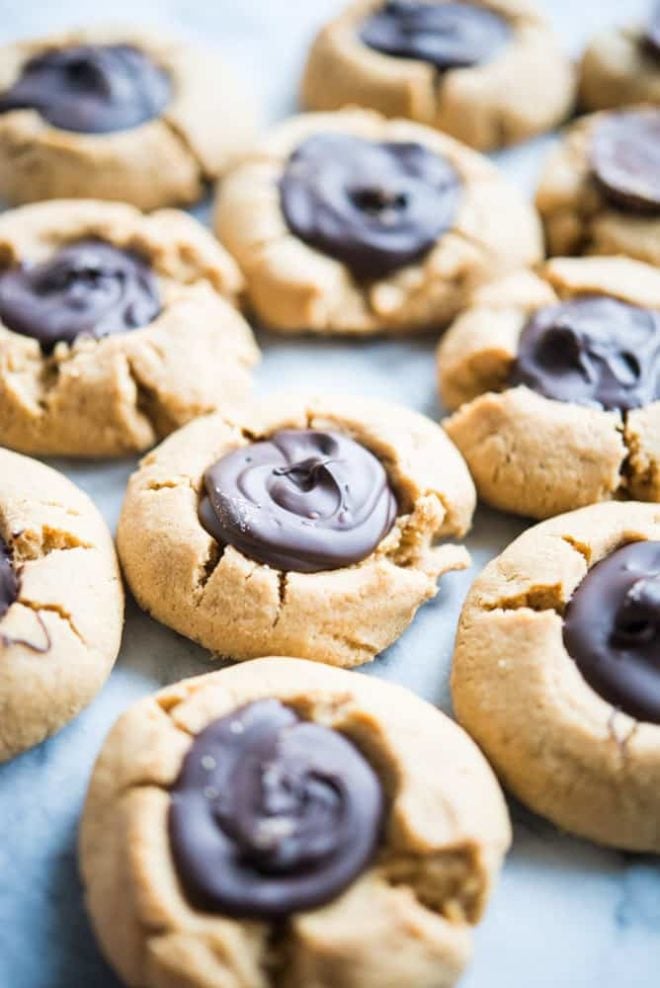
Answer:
(300, 0, 575, 151)
(80, 656, 511, 988)
(438, 258, 660, 519)
(0, 199, 259, 457)
(452, 501, 660, 852)
(117, 393, 476, 667)
(579, 5, 660, 112)
(0, 25, 257, 210)
(214, 109, 543, 336)
(0, 448, 123, 761)
(536, 106, 660, 267)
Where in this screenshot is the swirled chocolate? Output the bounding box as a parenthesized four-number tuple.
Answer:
(199, 429, 398, 573)
(0, 44, 171, 133)
(279, 133, 461, 280)
(0, 239, 161, 352)
(510, 295, 660, 411)
(169, 699, 385, 918)
(644, 2, 660, 57)
(564, 541, 660, 724)
(0, 538, 19, 619)
(590, 110, 660, 214)
(360, 1, 511, 71)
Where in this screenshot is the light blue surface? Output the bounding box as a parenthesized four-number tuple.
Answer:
(0, 2, 659, 986)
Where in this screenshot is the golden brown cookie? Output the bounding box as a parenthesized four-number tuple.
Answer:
(536, 106, 660, 267)
(0, 447, 124, 762)
(0, 25, 257, 209)
(579, 10, 660, 112)
(439, 258, 660, 519)
(214, 109, 543, 336)
(301, 0, 575, 151)
(452, 501, 660, 852)
(0, 199, 259, 457)
(117, 393, 476, 667)
(80, 657, 511, 988)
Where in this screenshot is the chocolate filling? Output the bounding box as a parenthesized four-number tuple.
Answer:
(564, 541, 660, 724)
(360, 0, 511, 71)
(200, 429, 398, 573)
(279, 132, 461, 280)
(169, 699, 385, 918)
(0, 538, 19, 620)
(590, 109, 660, 215)
(643, 2, 660, 57)
(0, 239, 161, 352)
(0, 43, 171, 133)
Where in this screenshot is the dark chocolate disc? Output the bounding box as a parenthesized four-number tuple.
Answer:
(0, 239, 161, 352)
(564, 541, 660, 724)
(0, 44, 171, 133)
(644, 2, 660, 57)
(0, 538, 19, 620)
(200, 429, 398, 573)
(169, 699, 385, 918)
(590, 109, 660, 214)
(510, 295, 660, 411)
(360, 0, 511, 71)
(279, 133, 461, 280)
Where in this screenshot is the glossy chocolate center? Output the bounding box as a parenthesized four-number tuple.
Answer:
(644, 2, 660, 56)
(360, 0, 511, 70)
(279, 133, 461, 280)
(510, 295, 660, 411)
(169, 699, 385, 918)
(590, 109, 660, 214)
(200, 429, 398, 573)
(564, 541, 660, 724)
(0, 239, 161, 352)
(0, 44, 171, 133)
(0, 538, 19, 620)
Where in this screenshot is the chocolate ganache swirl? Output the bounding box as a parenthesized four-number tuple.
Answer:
(564, 541, 660, 724)
(169, 699, 385, 918)
(590, 109, 660, 214)
(510, 295, 660, 411)
(199, 429, 398, 573)
(280, 133, 461, 280)
(360, 1, 511, 71)
(0, 44, 171, 133)
(0, 538, 19, 620)
(0, 239, 161, 352)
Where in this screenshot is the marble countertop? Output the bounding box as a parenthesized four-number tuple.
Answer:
(0, 1, 658, 986)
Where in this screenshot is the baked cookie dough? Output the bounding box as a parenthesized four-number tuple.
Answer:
(579, 4, 660, 112)
(0, 25, 256, 210)
(301, 0, 575, 151)
(0, 448, 123, 762)
(536, 106, 660, 267)
(80, 656, 511, 988)
(438, 257, 660, 519)
(117, 393, 476, 667)
(452, 501, 660, 852)
(214, 109, 543, 336)
(0, 199, 259, 457)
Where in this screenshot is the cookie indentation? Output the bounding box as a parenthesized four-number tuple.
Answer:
(0, 44, 171, 133)
(0, 239, 161, 352)
(199, 429, 398, 573)
(279, 133, 461, 280)
(590, 109, 660, 214)
(359, 1, 511, 71)
(564, 540, 660, 724)
(169, 698, 385, 918)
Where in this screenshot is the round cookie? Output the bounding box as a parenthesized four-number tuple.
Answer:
(536, 106, 660, 267)
(438, 257, 660, 519)
(0, 25, 256, 210)
(579, 6, 660, 112)
(214, 109, 543, 336)
(80, 656, 511, 988)
(117, 393, 476, 667)
(0, 448, 123, 762)
(452, 501, 660, 852)
(0, 199, 259, 457)
(301, 0, 575, 151)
